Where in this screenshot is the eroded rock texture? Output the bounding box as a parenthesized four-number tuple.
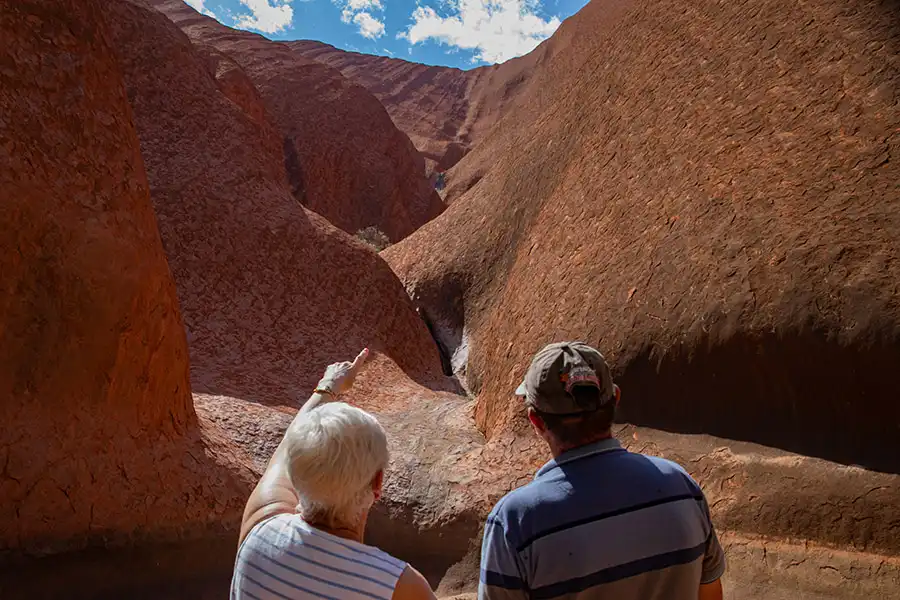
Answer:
(3, 0, 900, 598)
(289, 41, 526, 175)
(387, 0, 900, 471)
(288, 0, 634, 178)
(150, 0, 444, 243)
(0, 0, 252, 556)
(102, 0, 448, 409)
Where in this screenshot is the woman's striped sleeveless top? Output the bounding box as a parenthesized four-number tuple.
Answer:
(231, 514, 407, 600)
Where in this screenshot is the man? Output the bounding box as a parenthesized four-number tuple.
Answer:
(232, 349, 436, 600)
(479, 342, 725, 600)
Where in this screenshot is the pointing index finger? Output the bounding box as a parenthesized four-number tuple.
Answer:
(351, 348, 369, 369)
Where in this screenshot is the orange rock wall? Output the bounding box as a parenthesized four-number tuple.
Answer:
(0, 0, 250, 554)
(152, 0, 444, 243)
(387, 0, 900, 471)
(107, 0, 448, 408)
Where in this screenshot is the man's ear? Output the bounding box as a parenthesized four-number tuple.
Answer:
(527, 407, 547, 434)
(372, 469, 384, 502)
(613, 384, 621, 407)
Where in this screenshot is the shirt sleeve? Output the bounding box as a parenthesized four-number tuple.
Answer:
(700, 498, 726, 584)
(478, 514, 529, 600)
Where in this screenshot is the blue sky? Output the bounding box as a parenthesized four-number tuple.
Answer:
(185, 0, 589, 69)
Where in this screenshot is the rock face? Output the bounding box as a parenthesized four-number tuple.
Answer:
(4, 0, 900, 597)
(288, 41, 533, 175)
(103, 0, 448, 407)
(387, 0, 900, 472)
(288, 2, 631, 177)
(0, 0, 252, 556)
(150, 0, 443, 243)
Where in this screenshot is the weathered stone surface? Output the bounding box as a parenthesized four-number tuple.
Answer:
(388, 0, 900, 473)
(288, 0, 634, 179)
(103, 0, 448, 408)
(3, 1, 900, 598)
(0, 0, 252, 556)
(288, 41, 526, 175)
(150, 0, 444, 243)
(200, 382, 900, 594)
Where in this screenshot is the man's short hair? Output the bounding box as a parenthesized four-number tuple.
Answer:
(535, 386, 615, 446)
(285, 402, 389, 527)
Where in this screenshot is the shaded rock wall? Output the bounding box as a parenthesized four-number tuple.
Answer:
(151, 0, 444, 243)
(0, 0, 251, 556)
(387, 0, 900, 471)
(104, 0, 448, 407)
(289, 0, 634, 178)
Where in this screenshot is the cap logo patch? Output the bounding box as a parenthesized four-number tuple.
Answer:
(564, 365, 600, 394)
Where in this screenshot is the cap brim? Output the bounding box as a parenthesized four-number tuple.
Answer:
(515, 381, 527, 397)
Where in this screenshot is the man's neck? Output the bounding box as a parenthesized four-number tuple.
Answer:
(549, 430, 614, 458)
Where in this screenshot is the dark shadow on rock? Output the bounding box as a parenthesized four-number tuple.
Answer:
(0, 534, 236, 600)
(282, 136, 307, 202)
(616, 330, 900, 474)
(366, 501, 484, 589)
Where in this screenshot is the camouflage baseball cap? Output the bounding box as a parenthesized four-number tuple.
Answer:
(515, 341, 615, 415)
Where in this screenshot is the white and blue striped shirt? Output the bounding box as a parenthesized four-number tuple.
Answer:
(231, 514, 407, 600)
(479, 438, 725, 599)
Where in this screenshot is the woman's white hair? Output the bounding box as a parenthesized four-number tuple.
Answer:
(285, 402, 389, 528)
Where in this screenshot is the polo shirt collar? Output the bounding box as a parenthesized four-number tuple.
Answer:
(535, 437, 623, 479)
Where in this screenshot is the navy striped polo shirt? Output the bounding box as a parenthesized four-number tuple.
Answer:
(479, 438, 725, 599)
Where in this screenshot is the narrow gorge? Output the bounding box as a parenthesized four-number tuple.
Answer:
(1, 0, 898, 598)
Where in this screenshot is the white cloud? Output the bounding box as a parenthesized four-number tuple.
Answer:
(353, 12, 386, 38)
(346, 0, 383, 10)
(233, 0, 294, 34)
(399, 0, 560, 63)
(335, 0, 386, 39)
(185, 0, 218, 18)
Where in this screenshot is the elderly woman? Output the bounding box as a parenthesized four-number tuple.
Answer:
(231, 349, 435, 600)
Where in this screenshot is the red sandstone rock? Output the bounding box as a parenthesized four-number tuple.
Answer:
(0, 0, 252, 555)
(150, 0, 444, 243)
(4, 1, 900, 598)
(288, 41, 535, 176)
(287, 2, 629, 178)
(103, 0, 448, 409)
(388, 0, 900, 469)
(386, 0, 900, 569)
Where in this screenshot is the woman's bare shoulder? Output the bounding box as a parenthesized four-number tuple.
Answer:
(391, 564, 437, 600)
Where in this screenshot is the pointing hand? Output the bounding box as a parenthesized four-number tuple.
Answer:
(316, 348, 369, 396)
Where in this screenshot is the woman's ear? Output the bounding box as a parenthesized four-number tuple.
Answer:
(372, 469, 384, 502)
